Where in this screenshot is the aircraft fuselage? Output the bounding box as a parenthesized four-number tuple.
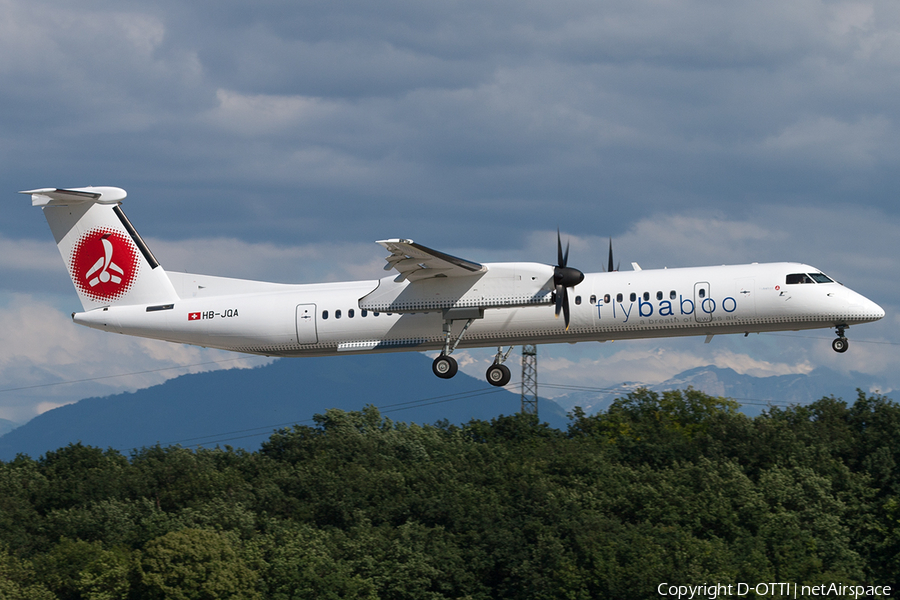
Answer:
(73, 261, 883, 357)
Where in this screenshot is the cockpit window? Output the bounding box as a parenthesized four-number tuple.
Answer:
(786, 273, 835, 284)
(786, 273, 814, 284)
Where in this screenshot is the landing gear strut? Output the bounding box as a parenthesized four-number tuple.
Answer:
(832, 325, 849, 353)
(485, 346, 514, 387)
(432, 316, 476, 379)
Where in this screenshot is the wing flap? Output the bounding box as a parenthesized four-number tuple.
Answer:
(377, 239, 487, 281)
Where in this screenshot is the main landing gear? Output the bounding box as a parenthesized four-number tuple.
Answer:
(432, 354, 459, 378)
(433, 347, 513, 387)
(431, 314, 514, 387)
(485, 346, 514, 387)
(432, 316, 475, 380)
(832, 325, 849, 353)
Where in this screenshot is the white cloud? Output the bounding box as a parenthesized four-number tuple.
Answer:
(0, 295, 271, 423)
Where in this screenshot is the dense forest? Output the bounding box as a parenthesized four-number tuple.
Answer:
(1, 388, 898, 599)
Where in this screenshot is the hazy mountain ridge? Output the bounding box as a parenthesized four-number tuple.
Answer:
(549, 366, 885, 417)
(2, 354, 887, 461)
(0, 418, 17, 437)
(0, 353, 568, 461)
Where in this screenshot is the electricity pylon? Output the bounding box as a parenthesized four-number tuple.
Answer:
(521, 344, 538, 416)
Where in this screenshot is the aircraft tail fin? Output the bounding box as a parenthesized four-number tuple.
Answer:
(22, 187, 179, 311)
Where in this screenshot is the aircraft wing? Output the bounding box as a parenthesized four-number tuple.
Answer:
(377, 239, 487, 282)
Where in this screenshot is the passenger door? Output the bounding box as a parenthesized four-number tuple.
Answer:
(296, 304, 318, 344)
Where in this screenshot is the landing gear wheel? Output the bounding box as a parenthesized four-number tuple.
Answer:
(832, 337, 849, 353)
(486, 363, 511, 387)
(433, 355, 458, 379)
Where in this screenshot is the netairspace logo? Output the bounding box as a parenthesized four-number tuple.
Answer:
(657, 582, 892, 599)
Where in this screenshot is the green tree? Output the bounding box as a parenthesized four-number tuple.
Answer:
(33, 537, 137, 600)
(139, 528, 260, 600)
(0, 544, 55, 600)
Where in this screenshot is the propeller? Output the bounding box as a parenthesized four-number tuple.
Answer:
(553, 230, 585, 330)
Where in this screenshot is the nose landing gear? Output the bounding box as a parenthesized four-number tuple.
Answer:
(832, 325, 849, 353)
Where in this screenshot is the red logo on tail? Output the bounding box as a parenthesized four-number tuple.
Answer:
(70, 229, 139, 302)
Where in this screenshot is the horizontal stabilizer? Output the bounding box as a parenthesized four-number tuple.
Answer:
(20, 187, 127, 207)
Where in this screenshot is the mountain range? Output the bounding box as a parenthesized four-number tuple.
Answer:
(0, 353, 568, 461)
(0, 418, 16, 438)
(1, 353, 887, 462)
(549, 365, 885, 417)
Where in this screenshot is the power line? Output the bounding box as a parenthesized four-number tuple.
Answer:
(124, 385, 513, 450)
(147, 381, 802, 451)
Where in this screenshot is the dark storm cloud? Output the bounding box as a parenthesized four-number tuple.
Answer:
(3, 0, 898, 246)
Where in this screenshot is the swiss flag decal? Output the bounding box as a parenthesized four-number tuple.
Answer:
(188, 312, 201, 321)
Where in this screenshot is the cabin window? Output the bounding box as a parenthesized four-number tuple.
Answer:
(604, 294, 611, 303)
(361, 309, 368, 317)
(616, 293, 622, 303)
(786, 273, 815, 284)
(643, 292, 650, 301)
(670, 290, 676, 299)
(348, 309, 355, 318)
(699, 288, 706, 298)
(335, 309, 342, 319)
(590, 295, 596, 304)
(630, 292, 636, 302)
(575, 296, 582, 305)
(322, 310, 328, 320)
(374, 312, 380, 317)
(656, 291, 663, 301)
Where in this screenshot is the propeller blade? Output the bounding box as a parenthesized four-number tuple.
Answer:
(607, 238, 615, 273)
(557, 229, 567, 268)
(562, 287, 571, 329)
(555, 283, 565, 318)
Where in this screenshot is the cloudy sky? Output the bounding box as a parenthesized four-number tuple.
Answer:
(2, 0, 898, 424)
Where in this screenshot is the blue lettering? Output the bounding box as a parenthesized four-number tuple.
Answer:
(596, 301, 603, 319)
(659, 300, 674, 316)
(638, 298, 653, 317)
(620, 303, 633, 323)
(723, 297, 737, 312)
(701, 298, 716, 314)
(680, 295, 694, 315)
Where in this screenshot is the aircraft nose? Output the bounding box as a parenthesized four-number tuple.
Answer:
(852, 291, 885, 322)
(869, 299, 886, 321)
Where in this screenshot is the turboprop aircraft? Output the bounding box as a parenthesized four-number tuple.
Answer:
(23, 186, 885, 387)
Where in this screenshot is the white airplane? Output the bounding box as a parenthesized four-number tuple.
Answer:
(24, 186, 885, 387)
